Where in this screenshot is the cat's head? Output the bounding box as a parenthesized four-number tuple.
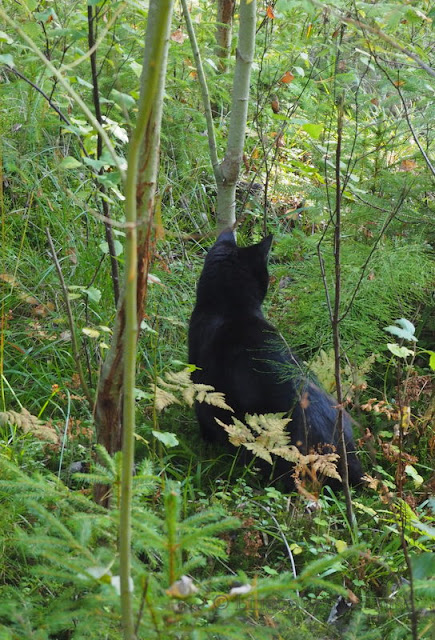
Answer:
(195, 229, 273, 311)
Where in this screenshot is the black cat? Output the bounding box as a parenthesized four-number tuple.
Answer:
(188, 229, 364, 485)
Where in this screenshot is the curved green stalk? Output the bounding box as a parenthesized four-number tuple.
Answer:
(119, 2, 174, 638)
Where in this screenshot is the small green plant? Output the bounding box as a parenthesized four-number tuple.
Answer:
(0, 452, 363, 639)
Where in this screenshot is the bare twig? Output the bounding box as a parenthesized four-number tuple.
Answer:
(45, 228, 93, 407)
(339, 188, 410, 323)
(309, 0, 435, 79)
(372, 58, 435, 178)
(395, 350, 419, 640)
(331, 92, 354, 526)
(342, 14, 435, 80)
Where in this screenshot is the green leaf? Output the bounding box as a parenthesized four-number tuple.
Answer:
(83, 151, 126, 171)
(84, 287, 102, 304)
(34, 8, 56, 21)
(152, 431, 179, 448)
(0, 54, 14, 67)
(429, 351, 435, 370)
(289, 543, 303, 554)
(384, 326, 413, 341)
(361, 608, 378, 616)
(111, 89, 136, 109)
(140, 321, 158, 335)
(0, 31, 13, 44)
(302, 123, 323, 139)
(75, 76, 94, 90)
(59, 156, 82, 169)
(395, 318, 416, 335)
(84, 565, 112, 580)
(63, 117, 93, 136)
(411, 553, 435, 580)
(384, 318, 417, 342)
(97, 171, 122, 188)
(263, 566, 279, 575)
(129, 61, 143, 78)
(387, 343, 413, 358)
(353, 501, 377, 517)
(82, 157, 107, 171)
(51, 28, 86, 40)
(404, 465, 424, 488)
(99, 240, 123, 257)
(134, 388, 152, 401)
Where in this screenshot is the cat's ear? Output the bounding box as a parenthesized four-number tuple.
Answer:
(216, 228, 236, 245)
(258, 234, 273, 257)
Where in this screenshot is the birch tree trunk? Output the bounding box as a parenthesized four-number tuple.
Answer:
(183, 0, 257, 233)
(215, 0, 256, 232)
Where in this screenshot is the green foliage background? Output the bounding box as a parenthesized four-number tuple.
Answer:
(0, 0, 434, 638)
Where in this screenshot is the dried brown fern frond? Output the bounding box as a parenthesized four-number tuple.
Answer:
(309, 453, 341, 481)
(0, 408, 58, 443)
(216, 411, 342, 488)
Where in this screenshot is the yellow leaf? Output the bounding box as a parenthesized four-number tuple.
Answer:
(335, 539, 348, 553)
(82, 327, 100, 338)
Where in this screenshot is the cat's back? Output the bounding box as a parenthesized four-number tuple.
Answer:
(189, 229, 273, 365)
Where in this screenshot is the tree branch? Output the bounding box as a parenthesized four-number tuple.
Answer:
(181, 0, 220, 176)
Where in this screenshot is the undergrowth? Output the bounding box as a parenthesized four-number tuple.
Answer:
(1, 1, 434, 637)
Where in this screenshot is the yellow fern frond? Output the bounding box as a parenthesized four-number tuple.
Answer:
(244, 442, 273, 464)
(154, 387, 180, 411)
(200, 391, 233, 412)
(193, 383, 216, 393)
(216, 417, 254, 445)
(271, 445, 302, 463)
(181, 385, 196, 407)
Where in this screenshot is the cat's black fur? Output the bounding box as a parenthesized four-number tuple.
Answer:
(188, 229, 364, 485)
